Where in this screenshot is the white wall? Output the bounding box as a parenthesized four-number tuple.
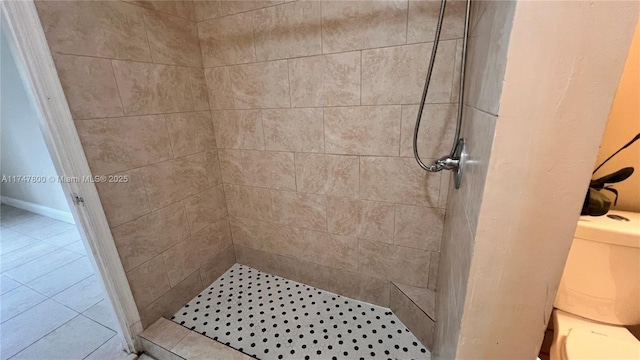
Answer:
(453, 1, 638, 359)
(1, 28, 71, 219)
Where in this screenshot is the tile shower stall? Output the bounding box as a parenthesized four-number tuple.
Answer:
(35, 0, 467, 357)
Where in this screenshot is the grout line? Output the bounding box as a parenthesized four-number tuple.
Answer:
(249, 8, 259, 63)
(286, 59, 293, 108)
(53, 52, 203, 72)
(139, 8, 154, 64)
(162, 117, 176, 159)
(126, 1, 193, 22)
(194, 1, 287, 24)
(359, 50, 363, 105)
(81, 332, 118, 360)
(405, 0, 410, 45)
(8, 313, 83, 359)
(200, 38, 459, 71)
(0, 290, 48, 325)
(320, 1, 325, 55)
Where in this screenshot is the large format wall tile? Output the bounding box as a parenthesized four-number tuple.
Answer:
(218, 0, 284, 17)
(229, 60, 291, 109)
(297, 230, 357, 272)
(390, 284, 435, 348)
(141, 154, 210, 210)
(188, 68, 211, 111)
(112, 202, 190, 271)
(407, 0, 466, 44)
(327, 197, 394, 243)
(295, 154, 359, 198)
(357, 240, 431, 288)
(198, 12, 256, 67)
(211, 110, 265, 150)
(224, 185, 273, 221)
(394, 204, 444, 251)
(53, 55, 123, 120)
(139, 269, 203, 328)
(165, 111, 216, 158)
(183, 185, 228, 233)
(400, 104, 457, 158)
(463, 0, 515, 115)
(361, 41, 456, 105)
(129, 0, 195, 20)
(143, 9, 202, 67)
(205, 150, 223, 186)
(219, 150, 296, 190)
(262, 108, 324, 153)
(126, 255, 171, 310)
(193, 0, 220, 21)
(324, 106, 402, 156)
(360, 156, 440, 206)
(112, 61, 194, 115)
(199, 245, 236, 285)
(240, 151, 296, 190)
(321, 1, 407, 53)
(270, 190, 327, 231)
(36, 1, 150, 61)
(252, 1, 322, 61)
(204, 67, 235, 110)
(95, 169, 150, 228)
(76, 115, 173, 175)
(289, 52, 361, 107)
(331, 270, 390, 307)
(162, 219, 232, 286)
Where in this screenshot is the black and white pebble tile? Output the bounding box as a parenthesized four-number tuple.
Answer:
(171, 264, 430, 360)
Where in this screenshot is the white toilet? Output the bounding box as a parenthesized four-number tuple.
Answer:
(550, 210, 640, 360)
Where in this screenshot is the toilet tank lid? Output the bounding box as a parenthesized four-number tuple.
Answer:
(565, 328, 640, 359)
(576, 210, 640, 248)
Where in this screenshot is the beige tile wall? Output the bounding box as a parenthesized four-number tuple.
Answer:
(37, 0, 465, 334)
(36, 0, 234, 328)
(433, 0, 514, 358)
(197, 0, 464, 311)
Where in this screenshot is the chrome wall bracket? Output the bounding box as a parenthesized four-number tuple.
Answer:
(434, 138, 466, 189)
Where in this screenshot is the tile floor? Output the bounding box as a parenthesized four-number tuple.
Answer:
(0, 205, 129, 360)
(172, 264, 430, 360)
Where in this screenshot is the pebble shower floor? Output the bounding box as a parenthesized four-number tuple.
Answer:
(171, 264, 430, 360)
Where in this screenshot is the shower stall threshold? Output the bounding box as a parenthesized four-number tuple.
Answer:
(168, 263, 430, 360)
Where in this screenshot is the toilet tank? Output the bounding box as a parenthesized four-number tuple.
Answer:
(555, 210, 640, 326)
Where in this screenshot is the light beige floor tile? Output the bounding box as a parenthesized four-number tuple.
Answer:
(53, 275, 104, 312)
(26, 257, 94, 297)
(3, 248, 82, 283)
(83, 300, 118, 332)
(0, 241, 58, 271)
(10, 315, 115, 360)
(0, 286, 46, 324)
(65, 240, 88, 255)
(0, 233, 39, 255)
(0, 212, 43, 228)
(6, 215, 58, 233)
(40, 227, 81, 247)
(0, 299, 77, 360)
(0, 227, 23, 242)
(24, 220, 76, 240)
(0, 274, 21, 295)
(84, 335, 131, 360)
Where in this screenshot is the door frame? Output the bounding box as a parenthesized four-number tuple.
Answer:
(1, 0, 142, 353)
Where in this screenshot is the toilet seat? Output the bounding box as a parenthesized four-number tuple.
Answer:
(563, 328, 640, 359)
(551, 310, 640, 360)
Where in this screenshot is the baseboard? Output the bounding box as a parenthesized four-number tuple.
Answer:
(1, 196, 75, 224)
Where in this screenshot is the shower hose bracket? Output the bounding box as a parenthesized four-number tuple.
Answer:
(434, 138, 466, 189)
